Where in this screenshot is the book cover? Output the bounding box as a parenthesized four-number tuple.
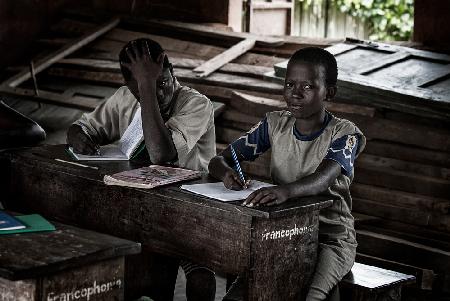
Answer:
(0, 211, 26, 231)
(68, 107, 144, 161)
(0, 214, 55, 235)
(104, 165, 202, 189)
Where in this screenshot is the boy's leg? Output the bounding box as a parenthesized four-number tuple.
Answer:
(181, 260, 216, 301)
(306, 240, 356, 301)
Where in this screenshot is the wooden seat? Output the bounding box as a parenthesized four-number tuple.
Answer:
(0, 218, 141, 301)
(340, 262, 416, 301)
(223, 262, 416, 301)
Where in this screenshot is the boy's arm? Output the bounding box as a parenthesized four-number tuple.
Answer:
(124, 43, 177, 164)
(66, 87, 128, 154)
(245, 132, 363, 207)
(209, 116, 272, 190)
(243, 160, 341, 207)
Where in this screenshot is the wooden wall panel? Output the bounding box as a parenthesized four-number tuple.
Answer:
(414, 0, 450, 51)
(0, 0, 89, 69)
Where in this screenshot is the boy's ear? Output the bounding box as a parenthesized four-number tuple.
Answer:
(326, 86, 337, 101)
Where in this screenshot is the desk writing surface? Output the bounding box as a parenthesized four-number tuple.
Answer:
(2, 145, 332, 219)
(0, 220, 141, 280)
(2, 145, 332, 300)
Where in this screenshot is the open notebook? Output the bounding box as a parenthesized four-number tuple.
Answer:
(68, 107, 144, 161)
(181, 180, 274, 202)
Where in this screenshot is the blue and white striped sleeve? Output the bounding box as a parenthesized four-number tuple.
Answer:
(324, 134, 361, 177)
(230, 117, 271, 161)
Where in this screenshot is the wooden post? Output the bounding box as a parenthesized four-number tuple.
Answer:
(193, 38, 256, 78)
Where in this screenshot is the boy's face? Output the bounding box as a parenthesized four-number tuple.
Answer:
(126, 68, 175, 113)
(283, 61, 330, 119)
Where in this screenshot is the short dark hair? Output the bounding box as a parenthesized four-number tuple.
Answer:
(287, 47, 338, 87)
(119, 38, 173, 82)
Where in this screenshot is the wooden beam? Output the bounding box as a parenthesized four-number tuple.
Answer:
(219, 109, 262, 127)
(351, 183, 450, 214)
(353, 197, 432, 227)
(354, 166, 450, 199)
(365, 140, 450, 168)
(1, 17, 120, 88)
(357, 219, 450, 249)
(123, 18, 285, 47)
(57, 57, 273, 78)
(356, 229, 450, 273)
(45, 67, 283, 95)
(357, 153, 450, 181)
(357, 223, 450, 252)
(194, 38, 257, 78)
(0, 87, 100, 111)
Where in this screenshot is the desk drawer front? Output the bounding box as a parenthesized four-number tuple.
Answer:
(42, 257, 124, 301)
(0, 278, 36, 301)
(0, 258, 123, 301)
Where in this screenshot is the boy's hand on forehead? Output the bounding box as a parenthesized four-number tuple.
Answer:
(121, 41, 166, 83)
(243, 185, 290, 207)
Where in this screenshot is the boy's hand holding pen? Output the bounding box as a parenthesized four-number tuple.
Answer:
(67, 125, 101, 156)
(223, 145, 250, 190)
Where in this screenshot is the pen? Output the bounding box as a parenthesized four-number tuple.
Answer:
(230, 145, 246, 185)
(55, 158, 98, 170)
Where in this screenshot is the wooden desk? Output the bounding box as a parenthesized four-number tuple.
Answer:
(1, 145, 332, 301)
(0, 219, 140, 301)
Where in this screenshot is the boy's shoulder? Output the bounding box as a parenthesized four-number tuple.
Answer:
(179, 85, 210, 102)
(264, 110, 293, 130)
(265, 110, 292, 122)
(175, 85, 213, 111)
(327, 113, 363, 138)
(107, 86, 138, 106)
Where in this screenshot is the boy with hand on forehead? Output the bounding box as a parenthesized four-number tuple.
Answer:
(67, 38, 215, 172)
(67, 38, 216, 300)
(209, 47, 365, 300)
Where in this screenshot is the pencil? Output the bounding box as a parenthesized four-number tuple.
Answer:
(55, 158, 98, 170)
(230, 145, 245, 185)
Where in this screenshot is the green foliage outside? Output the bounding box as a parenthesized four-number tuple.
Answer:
(300, 0, 414, 41)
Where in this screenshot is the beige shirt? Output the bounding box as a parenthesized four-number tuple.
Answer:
(265, 111, 366, 243)
(74, 81, 216, 171)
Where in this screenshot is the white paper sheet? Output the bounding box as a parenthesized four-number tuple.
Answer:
(181, 180, 274, 202)
(119, 107, 144, 158)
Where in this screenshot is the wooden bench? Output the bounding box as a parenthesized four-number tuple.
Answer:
(0, 218, 141, 301)
(223, 262, 415, 301)
(340, 262, 416, 301)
